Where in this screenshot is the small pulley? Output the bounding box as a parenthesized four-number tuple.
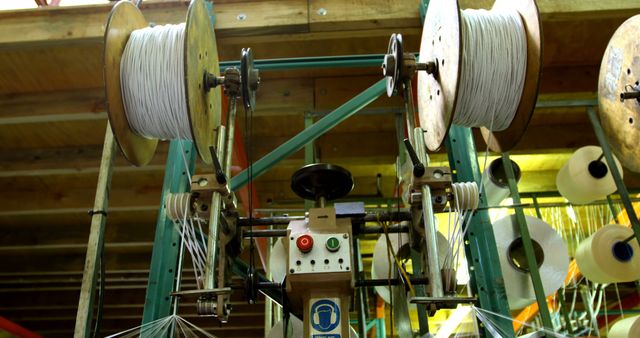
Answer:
(382, 33, 438, 98)
(241, 48, 260, 112)
(383, 33, 404, 97)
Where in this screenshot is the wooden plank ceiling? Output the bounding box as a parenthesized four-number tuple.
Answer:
(1, 0, 639, 337)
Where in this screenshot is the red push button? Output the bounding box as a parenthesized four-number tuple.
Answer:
(296, 235, 314, 253)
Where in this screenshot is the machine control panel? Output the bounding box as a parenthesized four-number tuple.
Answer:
(289, 233, 350, 274)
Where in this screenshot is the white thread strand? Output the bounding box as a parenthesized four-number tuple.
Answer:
(120, 23, 192, 140)
(454, 9, 527, 131)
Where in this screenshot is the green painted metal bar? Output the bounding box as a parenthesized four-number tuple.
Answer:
(142, 140, 196, 324)
(607, 195, 620, 224)
(304, 115, 315, 211)
(587, 106, 640, 244)
(556, 288, 575, 334)
(501, 152, 554, 332)
(220, 54, 399, 71)
(445, 126, 513, 336)
(532, 194, 543, 219)
(231, 79, 386, 191)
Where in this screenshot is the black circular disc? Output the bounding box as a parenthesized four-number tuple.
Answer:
(291, 163, 354, 201)
(241, 48, 258, 112)
(385, 33, 404, 97)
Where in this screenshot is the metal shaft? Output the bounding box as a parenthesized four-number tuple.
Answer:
(204, 126, 227, 290)
(403, 80, 417, 145)
(414, 127, 443, 298)
(224, 97, 237, 176)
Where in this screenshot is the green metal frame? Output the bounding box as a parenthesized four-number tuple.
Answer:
(445, 126, 514, 336)
(142, 140, 196, 323)
(501, 152, 554, 331)
(230, 78, 386, 191)
(587, 106, 640, 243)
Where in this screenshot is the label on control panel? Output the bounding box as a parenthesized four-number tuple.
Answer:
(310, 298, 341, 338)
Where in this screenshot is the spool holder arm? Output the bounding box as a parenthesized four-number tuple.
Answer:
(197, 48, 261, 322)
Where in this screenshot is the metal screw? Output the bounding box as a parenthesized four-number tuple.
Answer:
(317, 8, 327, 16)
(236, 13, 247, 21)
(343, 234, 348, 239)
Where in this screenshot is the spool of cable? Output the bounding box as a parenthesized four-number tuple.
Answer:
(371, 232, 448, 303)
(481, 158, 521, 206)
(493, 215, 570, 309)
(598, 15, 640, 172)
(164, 192, 192, 221)
(451, 181, 479, 211)
(418, 0, 542, 152)
(556, 146, 623, 204)
(608, 316, 640, 338)
(576, 224, 640, 283)
(104, 0, 221, 165)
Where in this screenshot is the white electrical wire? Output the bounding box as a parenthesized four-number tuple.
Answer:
(453, 8, 527, 131)
(120, 23, 193, 140)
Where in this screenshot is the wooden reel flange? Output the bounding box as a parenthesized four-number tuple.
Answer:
(104, 0, 221, 165)
(598, 15, 640, 172)
(417, 0, 543, 152)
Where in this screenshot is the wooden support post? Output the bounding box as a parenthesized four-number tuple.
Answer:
(74, 124, 116, 338)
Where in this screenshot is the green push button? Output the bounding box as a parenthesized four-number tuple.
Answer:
(326, 237, 340, 252)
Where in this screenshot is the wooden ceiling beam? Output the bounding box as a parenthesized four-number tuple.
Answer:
(0, 0, 637, 49)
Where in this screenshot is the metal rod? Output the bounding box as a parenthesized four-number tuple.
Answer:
(224, 97, 237, 177)
(414, 127, 443, 298)
(304, 115, 315, 211)
(204, 127, 226, 290)
(356, 277, 430, 287)
(243, 224, 410, 237)
(243, 229, 288, 238)
(237, 212, 412, 227)
(74, 125, 116, 338)
(607, 195, 621, 224)
(359, 224, 409, 234)
(620, 90, 640, 101)
(231, 79, 386, 191)
(556, 288, 575, 334)
(587, 107, 640, 252)
(502, 152, 554, 332)
(622, 234, 636, 244)
(353, 238, 367, 338)
(220, 54, 405, 71)
(410, 248, 430, 335)
(403, 80, 417, 145)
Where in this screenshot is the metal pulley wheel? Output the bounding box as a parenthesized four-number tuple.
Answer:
(241, 48, 260, 112)
(383, 33, 404, 97)
(291, 163, 354, 202)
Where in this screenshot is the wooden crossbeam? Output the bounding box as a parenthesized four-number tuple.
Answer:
(0, 0, 638, 49)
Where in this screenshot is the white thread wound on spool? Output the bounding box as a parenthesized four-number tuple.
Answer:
(452, 181, 479, 211)
(120, 23, 192, 140)
(556, 146, 623, 204)
(608, 316, 640, 338)
(493, 215, 570, 309)
(576, 224, 640, 283)
(454, 9, 527, 131)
